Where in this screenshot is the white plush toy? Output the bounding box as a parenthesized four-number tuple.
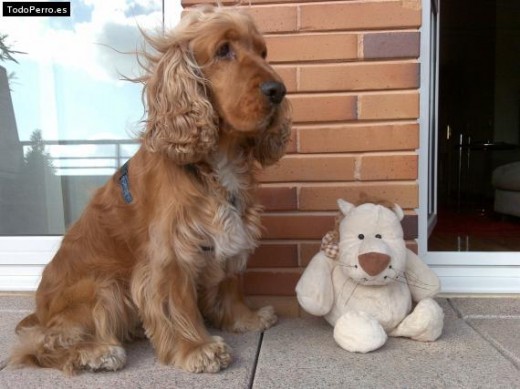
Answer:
(296, 199, 444, 353)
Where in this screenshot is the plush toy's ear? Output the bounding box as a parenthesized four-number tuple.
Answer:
(337, 199, 355, 216)
(392, 203, 405, 221)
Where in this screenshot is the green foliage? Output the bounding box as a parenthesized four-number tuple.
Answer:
(0, 33, 25, 63)
(0, 33, 24, 64)
(24, 129, 56, 174)
(0, 130, 59, 235)
(0, 33, 25, 90)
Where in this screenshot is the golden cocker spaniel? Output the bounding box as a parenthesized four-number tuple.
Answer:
(11, 6, 291, 374)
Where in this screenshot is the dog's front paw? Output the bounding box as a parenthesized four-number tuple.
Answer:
(231, 305, 278, 333)
(255, 305, 278, 330)
(75, 344, 127, 372)
(182, 336, 232, 373)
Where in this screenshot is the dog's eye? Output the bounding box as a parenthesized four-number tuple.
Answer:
(261, 49, 267, 59)
(216, 43, 233, 59)
(358, 234, 365, 240)
(375, 234, 382, 239)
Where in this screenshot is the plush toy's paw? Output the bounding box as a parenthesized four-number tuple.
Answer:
(295, 252, 335, 316)
(296, 295, 330, 317)
(389, 298, 444, 341)
(333, 311, 387, 353)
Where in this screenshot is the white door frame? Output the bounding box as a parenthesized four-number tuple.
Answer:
(418, 0, 520, 293)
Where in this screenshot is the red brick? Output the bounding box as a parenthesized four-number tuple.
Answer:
(298, 123, 419, 153)
(242, 5, 298, 33)
(259, 155, 356, 182)
(262, 214, 336, 240)
(181, 0, 425, 303)
(299, 242, 321, 267)
(272, 65, 297, 93)
(248, 244, 298, 268)
(289, 94, 357, 123)
(258, 186, 298, 211)
(246, 296, 300, 317)
(402, 215, 418, 239)
(183, 0, 305, 6)
(300, 1, 422, 32)
(298, 183, 419, 211)
(406, 240, 418, 254)
(286, 126, 298, 154)
(299, 62, 419, 92)
(358, 92, 419, 120)
(265, 33, 358, 63)
(243, 269, 301, 296)
(179, 5, 297, 33)
(363, 32, 420, 59)
(360, 153, 418, 180)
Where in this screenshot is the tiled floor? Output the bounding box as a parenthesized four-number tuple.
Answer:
(1, 295, 519, 388)
(428, 207, 520, 252)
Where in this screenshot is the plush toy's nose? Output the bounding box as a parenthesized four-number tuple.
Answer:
(358, 252, 391, 276)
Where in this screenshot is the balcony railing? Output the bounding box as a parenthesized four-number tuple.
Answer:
(20, 139, 140, 176)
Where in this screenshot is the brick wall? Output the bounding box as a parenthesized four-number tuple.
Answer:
(182, 0, 422, 316)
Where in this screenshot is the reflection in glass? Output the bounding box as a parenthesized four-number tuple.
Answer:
(0, 0, 163, 235)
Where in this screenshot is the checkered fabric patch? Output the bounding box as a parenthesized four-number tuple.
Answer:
(321, 230, 339, 259)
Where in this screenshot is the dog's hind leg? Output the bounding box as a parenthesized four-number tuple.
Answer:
(15, 313, 39, 334)
(10, 278, 131, 374)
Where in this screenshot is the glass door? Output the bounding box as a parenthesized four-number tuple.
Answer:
(0, 0, 169, 290)
(419, 0, 520, 293)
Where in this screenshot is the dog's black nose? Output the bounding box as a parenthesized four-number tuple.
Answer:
(260, 81, 286, 105)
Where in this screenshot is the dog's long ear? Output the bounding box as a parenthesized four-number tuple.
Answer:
(252, 99, 292, 167)
(140, 40, 218, 165)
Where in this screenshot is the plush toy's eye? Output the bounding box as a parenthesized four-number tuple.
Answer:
(375, 234, 382, 239)
(358, 234, 365, 240)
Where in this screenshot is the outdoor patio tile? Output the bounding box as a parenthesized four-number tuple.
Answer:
(449, 297, 520, 317)
(467, 318, 520, 368)
(0, 294, 261, 389)
(0, 330, 260, 389)
(0, 295, 35, 311)
(253, 299, 520, 388)
(0, 311, 30, 366)
(0, 296, 34, 366)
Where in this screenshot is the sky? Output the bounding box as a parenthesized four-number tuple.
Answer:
(1, 0, 182, 174)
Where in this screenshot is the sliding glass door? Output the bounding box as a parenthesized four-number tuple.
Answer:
(417, 0, 520, 293)
(0, 0, 179, 290)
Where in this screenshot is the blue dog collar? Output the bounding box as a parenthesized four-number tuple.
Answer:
(119, 161, 133, 204)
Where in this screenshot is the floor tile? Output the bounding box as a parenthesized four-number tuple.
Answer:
(467, 317, 520, 368)
(253, 299, 520, 388)
(0, 295, 35, 311)
(0, 311, 30, 366)
(449, 297, 520, 317)
(0, 294, 261, 389)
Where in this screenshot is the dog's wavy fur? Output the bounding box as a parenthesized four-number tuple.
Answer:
(10, 6, 291, 374)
